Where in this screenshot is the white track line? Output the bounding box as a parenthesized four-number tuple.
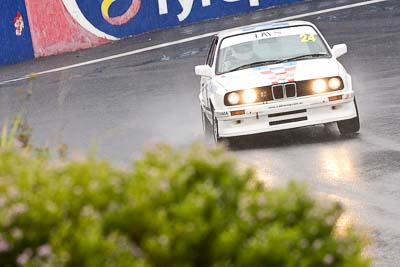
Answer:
(0, 0, 389, 86)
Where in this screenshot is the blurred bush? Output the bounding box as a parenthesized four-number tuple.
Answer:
(0, 144, 369, 267)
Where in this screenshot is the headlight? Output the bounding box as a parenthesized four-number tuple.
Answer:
(227, 92, 240, 105)
(242, 89, 257, 103)
(225, 89, 260, 106)
(312, 79, 327, 93)
(328, 77, 342, 90)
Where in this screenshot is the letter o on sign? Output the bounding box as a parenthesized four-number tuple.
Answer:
(101, 0, 141, 25)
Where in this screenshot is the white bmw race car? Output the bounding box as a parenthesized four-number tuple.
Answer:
(195, 21, 360, 143)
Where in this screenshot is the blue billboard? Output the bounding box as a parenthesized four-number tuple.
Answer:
(0, 0, 304, 66)
(0, 0, 34, 65)
(65, 0, 304, 40)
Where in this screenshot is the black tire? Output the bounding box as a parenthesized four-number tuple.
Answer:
(211, 107, 230, 145)
(201, 106, 212, 136)
(337, 99, 360, 135)
(212, 114, 222, 144)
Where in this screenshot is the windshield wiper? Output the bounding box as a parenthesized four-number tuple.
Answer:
(277, 53, 330, 63)
(227, 60, 282, 73)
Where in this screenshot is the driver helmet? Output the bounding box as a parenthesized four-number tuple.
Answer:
(230, 43, 253, 61)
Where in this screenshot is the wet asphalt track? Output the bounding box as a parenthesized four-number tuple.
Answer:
(1, 0, 400, 265)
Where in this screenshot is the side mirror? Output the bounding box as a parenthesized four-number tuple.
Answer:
(195, 65, 213, 77)
(332, 44, 347, 58)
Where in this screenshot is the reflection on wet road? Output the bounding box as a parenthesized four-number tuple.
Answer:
(320, 146, 356, 182)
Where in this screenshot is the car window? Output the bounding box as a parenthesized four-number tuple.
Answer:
(216, 26, 330, 74)
(206, 38, 218, 66)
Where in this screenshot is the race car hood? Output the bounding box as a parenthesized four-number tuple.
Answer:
(215, 58, 340, 92)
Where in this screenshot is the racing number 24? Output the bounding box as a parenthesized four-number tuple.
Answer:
(299, 34, 316, 42)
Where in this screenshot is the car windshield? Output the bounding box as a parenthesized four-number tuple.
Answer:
(216, 25, 331, 74)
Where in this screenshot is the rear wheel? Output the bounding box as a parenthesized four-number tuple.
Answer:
(337, 99, 360, 135)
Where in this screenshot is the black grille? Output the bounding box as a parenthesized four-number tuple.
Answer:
(269, 116, 307, 126)
(268, 109, 307, 118)
(256, 78, 341, 102)
(272, 85, 284, 99)
(285, 83, 297, 97)
(223, 77, 344, 106)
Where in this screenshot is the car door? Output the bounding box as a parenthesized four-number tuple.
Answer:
(201, 37, 218, 113)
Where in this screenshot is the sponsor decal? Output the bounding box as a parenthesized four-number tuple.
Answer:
(240, 22, 289, 32)
(1, 1, 34, 65)
(14, 11, 24, 36)
(101, 0, 141, 25)
(159, 0, 262, 22)
(216, 111, 230, 117)
(256, 62, 298, 85)
(60, 0, 302, 40)
(61, 0, 119, 40)
(268, 101, 303, 109)
(299, 33, 316, 43)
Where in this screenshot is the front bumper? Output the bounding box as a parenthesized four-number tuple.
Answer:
(215, 92, 357, 137)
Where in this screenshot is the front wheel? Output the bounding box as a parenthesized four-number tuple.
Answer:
(201, 107, 212, 136)
(337, 99, 360, 135)
(212, 115, 222, 144)
(212, 109, 230, 145)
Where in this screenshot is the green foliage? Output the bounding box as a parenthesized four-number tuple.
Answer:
(0, 144, 369, 267)
(1, 118, 32, 150)
(0, 118, 20, 148)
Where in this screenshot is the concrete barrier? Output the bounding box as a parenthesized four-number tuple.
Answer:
(1, 0, 303, 66)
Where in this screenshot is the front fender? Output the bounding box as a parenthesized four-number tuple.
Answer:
(209, 80, 227, 110)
